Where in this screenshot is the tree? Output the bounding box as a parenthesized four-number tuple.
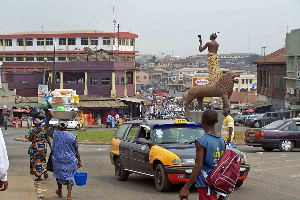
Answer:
(148, 56, 157, 62)
(245, 54, 261, 64)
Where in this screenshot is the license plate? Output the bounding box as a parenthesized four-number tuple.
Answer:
(249, 133, 255, 137)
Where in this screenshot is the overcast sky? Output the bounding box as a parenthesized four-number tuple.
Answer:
(1, 0, 299, 56)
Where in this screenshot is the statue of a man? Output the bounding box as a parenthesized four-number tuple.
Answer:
(199, 33, 223, 85)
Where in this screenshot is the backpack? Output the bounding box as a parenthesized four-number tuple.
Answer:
(201, 145, 241, 198)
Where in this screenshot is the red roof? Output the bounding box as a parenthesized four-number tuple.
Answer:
(253, 48, 286, 63)
(230, 91, 257, 104)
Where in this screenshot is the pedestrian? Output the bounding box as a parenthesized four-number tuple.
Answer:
(48, 121, 82, 200)
(179, 110, 226, 200)
(106, 113, 114, 128)
(114, 113, 120, 126)
(0, 128, 9, 191)
(3, 114, 8, 130)
(221, 109, 234, 144)
(28, 117, 52, 181)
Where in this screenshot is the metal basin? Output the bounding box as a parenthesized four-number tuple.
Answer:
(50, 110, 77, 120)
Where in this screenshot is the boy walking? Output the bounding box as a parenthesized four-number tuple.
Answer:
(179, 110, 226, 200)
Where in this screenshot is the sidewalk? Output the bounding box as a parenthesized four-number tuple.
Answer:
(0, 172, 38, 200)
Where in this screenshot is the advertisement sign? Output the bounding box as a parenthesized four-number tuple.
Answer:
(38, 84, 48, 104)
(192, 77, 210, 86)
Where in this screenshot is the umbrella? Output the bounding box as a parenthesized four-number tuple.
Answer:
(246, 109, 254, 113)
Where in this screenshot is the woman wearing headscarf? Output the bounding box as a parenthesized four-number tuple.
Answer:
(48, 121, 82, 200)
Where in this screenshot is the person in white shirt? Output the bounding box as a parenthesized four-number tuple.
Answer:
(0, 128, 9, 191)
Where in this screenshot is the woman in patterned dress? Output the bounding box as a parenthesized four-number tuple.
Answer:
(28, 118, 52, 181)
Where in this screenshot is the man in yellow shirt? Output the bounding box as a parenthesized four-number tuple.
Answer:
(221, 109, 234, 143)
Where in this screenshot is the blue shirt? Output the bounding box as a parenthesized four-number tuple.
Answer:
(195, 134, 226, 189)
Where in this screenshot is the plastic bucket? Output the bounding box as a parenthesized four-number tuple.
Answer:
(74, 172, 88, 186)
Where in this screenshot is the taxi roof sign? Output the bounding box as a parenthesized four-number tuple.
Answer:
(174, 119, 187, 124)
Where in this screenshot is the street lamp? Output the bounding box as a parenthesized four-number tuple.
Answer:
(43, 58, 47, 84)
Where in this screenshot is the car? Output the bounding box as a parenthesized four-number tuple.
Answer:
(244, 114, 265, 128)
(110, 118, 250, 191)
(234, 115, 247, 126)
(245, 118, 300, 152)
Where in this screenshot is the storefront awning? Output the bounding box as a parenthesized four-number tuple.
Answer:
(117, 97, 145, 103)
(289, 105, 300, 111)
(77, 100, 127, 108)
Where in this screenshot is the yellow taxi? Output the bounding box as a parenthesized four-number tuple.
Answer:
(110, 118, 250, 191)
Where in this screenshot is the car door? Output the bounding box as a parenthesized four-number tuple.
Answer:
(131, 125, 153, 175)
(263, 113, 272, 125)
(119, 124, 140, 170)
(292, 121, 300, 147)
(281, 122, 297, 141)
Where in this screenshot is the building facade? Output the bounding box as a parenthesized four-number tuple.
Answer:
(0, 30, 138, 62)
(254, 48, 286, 111)
(233, 74, 257, 92)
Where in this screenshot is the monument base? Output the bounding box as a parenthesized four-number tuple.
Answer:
(185, 110, 225, 134)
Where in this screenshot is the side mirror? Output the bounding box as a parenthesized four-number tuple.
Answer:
(136, 138, 151, 145)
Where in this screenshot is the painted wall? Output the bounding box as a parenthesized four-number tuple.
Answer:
(286, 29, 300, 55)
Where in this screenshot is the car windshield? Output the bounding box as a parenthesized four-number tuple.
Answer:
(263, 120, 286, 129)
(153, 124, 205, 144)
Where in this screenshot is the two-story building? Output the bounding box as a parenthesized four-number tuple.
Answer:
(253, 48, 286, 112)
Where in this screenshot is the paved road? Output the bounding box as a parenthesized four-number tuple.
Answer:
(4, 128, 300, 200)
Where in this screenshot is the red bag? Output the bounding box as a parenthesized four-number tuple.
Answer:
(202, 148, 241, 197)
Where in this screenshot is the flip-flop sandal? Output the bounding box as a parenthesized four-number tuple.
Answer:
(44, 172, 49, 179)
(56, 189, 63, 198)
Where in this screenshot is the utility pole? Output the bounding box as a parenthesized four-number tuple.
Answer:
(43, 58, 48, 84)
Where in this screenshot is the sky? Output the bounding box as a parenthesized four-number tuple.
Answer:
(0, 0, 299, 56)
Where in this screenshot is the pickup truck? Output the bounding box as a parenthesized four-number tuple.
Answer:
(245, 112, 290, 128)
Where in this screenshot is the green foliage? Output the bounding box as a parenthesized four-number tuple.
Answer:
(245, 53, 261, 64)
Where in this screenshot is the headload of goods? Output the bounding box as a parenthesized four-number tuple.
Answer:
(47, 89, 79, 120)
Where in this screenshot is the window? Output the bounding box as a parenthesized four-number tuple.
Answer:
(5, 57, 14, 61)
(246, 79, 248, 84)
(275, 75, 284, 89)
(0, 39, 3, 46)
(125, 124, 140, 142)
(5, 39, 12, 46)
(122, 38, 125, 45)
(47, 57, 55, 61)
(126, 38, 130, 46)
(16, 57, 23, 61)
(144, 76, 147, 79)
(242, 79, 245, 84)
(17, 39, 24, 46)
(58, 57, 66, 61)
(37, 57, 44, 61)
(81, 37, 88, 45)
(103, 37, 110, 45)
(46, 38, 53, 46)
(37, 38, 44, 46)
(102, 78, 111, 85)
(126, 72, 133, 84)
(68, 38, 76, 45)
(272, 113, 279, 118)
(283, 122, 298, 131)
(114, 124, 130, 139)
(91, 37, 98, 45)
(121, 77, 125, 85)
(130, 39, 134, 46)
(0, 57, 3, 61)
(26, 57, 34, 61)
(25, 38, 33, 46)
(59, 38, 66, 45)
(250, 79, 252, 84)
(115, 77, 119, 85)
(89, 78, 97, 85)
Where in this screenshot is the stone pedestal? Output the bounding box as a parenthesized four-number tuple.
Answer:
(185, 110, 225, 134)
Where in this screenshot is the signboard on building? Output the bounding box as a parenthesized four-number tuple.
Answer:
(192, 77, 210, 86)
(38, 84, 48, 104)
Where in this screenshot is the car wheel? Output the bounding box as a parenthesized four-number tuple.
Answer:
(262, 147, 275, 152)
(75, 125, 79, 130)
(155, 164, 171, 192)
(115, 157, 129, 181)
(278, 140, 294, 152)
(253, 121, 261, 128)
(235, 180, 243, 187)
